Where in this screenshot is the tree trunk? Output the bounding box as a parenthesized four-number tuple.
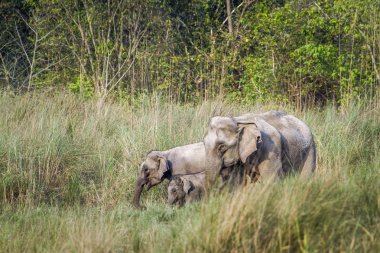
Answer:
(226, 0, 233, 35)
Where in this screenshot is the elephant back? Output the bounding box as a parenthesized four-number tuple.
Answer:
(262, 113, 315, 174)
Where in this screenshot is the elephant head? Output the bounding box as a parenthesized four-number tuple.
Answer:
(133, 151, 169, 208)
(167, 177, 194, 207)
(203, 116, 262, 187)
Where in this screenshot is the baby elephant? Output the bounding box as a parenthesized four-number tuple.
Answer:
(168, 172, 205, 207)
(133, 142, 205, 209)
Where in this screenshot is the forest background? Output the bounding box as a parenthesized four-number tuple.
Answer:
(1, 0, 379, 106)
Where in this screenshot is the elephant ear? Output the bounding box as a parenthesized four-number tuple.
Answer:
(237, 122, 262, 164)
(157, 155, 169, 179)
(183, 179, 194, 194)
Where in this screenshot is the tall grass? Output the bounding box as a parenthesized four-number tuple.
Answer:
(0, 92, 379, 252)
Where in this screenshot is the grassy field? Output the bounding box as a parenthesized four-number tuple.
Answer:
(0, 92, 379, 252)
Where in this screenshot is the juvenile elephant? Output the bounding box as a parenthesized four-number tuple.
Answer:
(203, 111, 316, 187)
(167, 172, 205, 207)
(133, 142, 205, 208)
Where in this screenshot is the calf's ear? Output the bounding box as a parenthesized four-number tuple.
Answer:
(157, 155, 169, 179)
(183, 179, 194, 194)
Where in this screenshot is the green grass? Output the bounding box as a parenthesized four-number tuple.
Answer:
(0, 92, 379, 252)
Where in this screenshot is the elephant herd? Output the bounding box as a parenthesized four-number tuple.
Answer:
(133, 110, 316, 208)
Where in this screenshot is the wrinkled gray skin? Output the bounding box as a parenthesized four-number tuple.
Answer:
(219, 164, 254, 190)
(167, 172, 205, 207)
(133, 142, 205, 208)
(203, 111, 316, 188)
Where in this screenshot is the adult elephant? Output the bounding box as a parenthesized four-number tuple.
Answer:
(203, 111, 316, 187)
(133, 142, 205, 208)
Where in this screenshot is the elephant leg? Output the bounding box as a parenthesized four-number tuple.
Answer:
(205, 166, 221, 192)
(300, 143, 316, 179)
(257, 158, 283, 182)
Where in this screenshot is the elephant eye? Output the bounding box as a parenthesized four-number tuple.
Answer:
(171, 189, 177, 193)
(142, 166, 149, 175)
(218, 144, 228, 154)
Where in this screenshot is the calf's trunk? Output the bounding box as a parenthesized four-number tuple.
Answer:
(133, 177, 147, 208)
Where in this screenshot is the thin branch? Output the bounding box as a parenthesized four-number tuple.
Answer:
(15, 24, 31, 67)
(222, 2, 245, 27)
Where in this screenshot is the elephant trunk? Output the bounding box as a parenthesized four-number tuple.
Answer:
(133, 176, 147, 209)
(205, 158, 223, 191)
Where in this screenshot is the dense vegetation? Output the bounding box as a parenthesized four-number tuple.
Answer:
(0, 93, 379, 252)
(1, 0, 379, 105)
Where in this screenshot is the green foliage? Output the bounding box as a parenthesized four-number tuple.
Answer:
(227, 56, 287, 104)
(291, 43, 338, 78)
(0, 0, 379, 104)
(68, 75, 94, 98)
(238, 0, 379, 105)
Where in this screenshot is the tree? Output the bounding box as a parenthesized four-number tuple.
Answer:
(226, 0, 233, 34)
